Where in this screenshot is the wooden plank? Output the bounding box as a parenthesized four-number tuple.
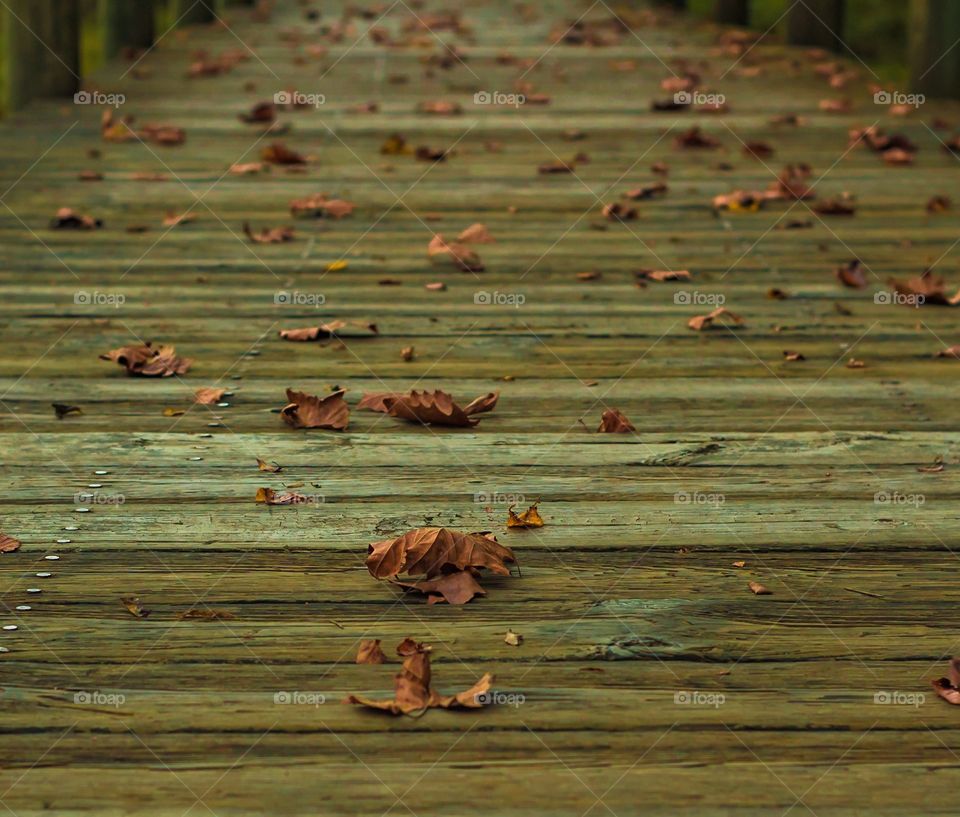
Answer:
(786, 0, 845, 50)
(909, 0, 960, 99)
(99, 0, 155, 57)
(0, 0, 957, 814)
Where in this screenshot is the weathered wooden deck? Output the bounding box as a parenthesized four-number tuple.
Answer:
(2, 1, 960, 814)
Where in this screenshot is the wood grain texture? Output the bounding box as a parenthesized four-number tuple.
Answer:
(0, 0, 959, 814)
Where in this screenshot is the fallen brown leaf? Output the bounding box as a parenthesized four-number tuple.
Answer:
(394, 570, 487, 605)
(280, 388, 349, 430)
(51, 208, 102, 230)
(52, 403, 82, 419)
(0, 533, 21, 553)
(891, 270, 960, 306)
(121, 595, 150, 618)
(357, 639, 386, 664)
(428, 234, 484, 272)
(598, 408, 635, 433)
(748, 581, 772, 595)
(687, 307, 744, 331)
(262, 142, 306, 165)
(99, 342, 192, 377)
(345, 637, 493, 716)
(255, 487, 315, 505)
(366, 527, 517, 580)
(931, 657, 960, 705)
(279, 321, 378, 342)
(256, 457, 282, 472)
(290, 193, 355, 219)
(178, 608, 235, 620)
(243, 222, 295, 243)
(194, 387, 225, 405)
(507, 500, 544, 529)
(504, 629, 523, 646)
(836, 259, 867, 288)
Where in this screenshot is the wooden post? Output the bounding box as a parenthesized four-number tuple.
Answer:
(175, 0, 215, 24)
(3, 0, 80, 110)
(909, 0, 960, 99)
(715, 0, 749, 25)
(100, 0, 155, 57)
(786, 0, 845, 51)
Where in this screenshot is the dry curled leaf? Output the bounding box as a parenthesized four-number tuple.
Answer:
(783, 350, 805, 362)
(163, 211, 195, 227)
(289, 193, 355, 219)
(394, 570, 487, 605)
(598, 408, 635, 433)
(813, 198, 856, 216)
(243, 222, 295, 243)
(507, 500, 544, 529)
(504, 629, 523, 646)
(373, 389, 496, 427)
(255, 487, 315, 505)
(932, 658, 960, 705)
(194, 387, 225, 405)
(121, 595, 150, 618)
(636, 269, 690, 283)
(345, 638, 493, 716)
(891, 270, 960, 306)
(178, 608, 235, 620)
(262, 142, 306, 165)
(835, 259, 867, 288)
(401, 345, 415, 361)
(357, 639, 386, 664)
(256, 457, 282, 472)
(846, 358, 866, 369)
(0, 533, 21, 553)
(366, 527, 517, 580)
(280, 388, 349, 430)
(674, 126, 720, 149)
(457, 223, 495, 243)
(279, 321, 378, 342)
(99, 342, 192, 377)
(51, 208, 102, 230)
(428, 234, 484, 272)
(687, 307, 743, 331)
(748, 581, 772, 595)
(52, 403, 82, 419)
(936, 345, 960, 359)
